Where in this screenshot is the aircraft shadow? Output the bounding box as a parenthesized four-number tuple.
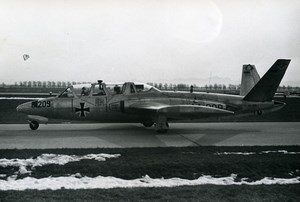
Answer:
(171, 127, 259, 145)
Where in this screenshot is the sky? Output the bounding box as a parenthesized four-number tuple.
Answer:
(0, 0, 299, 86)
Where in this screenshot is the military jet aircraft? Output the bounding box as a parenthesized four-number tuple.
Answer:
(17, 59, 290, 133)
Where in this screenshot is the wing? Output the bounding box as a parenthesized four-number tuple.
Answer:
(128, 102, 234, 119)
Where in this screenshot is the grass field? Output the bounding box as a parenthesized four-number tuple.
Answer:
(0, 146, 299, 201)
(1, 184, 299, 202)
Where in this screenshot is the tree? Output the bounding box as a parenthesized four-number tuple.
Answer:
(228, 84, 236, 90)
(172, 84, 177, 90)
(213, 83, 218, 90)
(177, 83, 187, 91)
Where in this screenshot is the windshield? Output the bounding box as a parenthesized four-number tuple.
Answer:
(72, 84, 92, 97)
(58, 82, 159, 98)
(135, 83, 159, 92)
(105, 83, 159, 95)
(58, 87, 74, 98)
(58, 84, 92, 98)
(106, 84, 123, 95)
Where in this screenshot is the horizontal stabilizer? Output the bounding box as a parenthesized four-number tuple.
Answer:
(243, 59, 291, 102)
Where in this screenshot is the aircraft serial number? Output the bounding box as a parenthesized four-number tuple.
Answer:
(193, 101, 226, 109)
(205, 104, 224, 109)
(32, 101, 51, 108)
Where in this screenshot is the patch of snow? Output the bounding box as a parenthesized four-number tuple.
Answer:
(75, 173, 82, 178)
(0, 174, 7, 178)
(215, 152, 255, 155)
(19, 166, 31, 175)
(6, 175, 17, 181)
(0, 174, 299, 191)
(216, 150, 300, 155)
(0, 153, 120, 174)
(260, 150, 300, 154)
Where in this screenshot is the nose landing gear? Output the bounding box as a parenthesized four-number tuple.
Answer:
(29, 120, 39, 130)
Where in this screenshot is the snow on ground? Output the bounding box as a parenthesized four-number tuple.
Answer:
(0, 153, 121, 174)
(216, 150, 300, 155)
(215, 152, 255, 155)
(260, 150, 300, 154)
(0, 174, 299, 190)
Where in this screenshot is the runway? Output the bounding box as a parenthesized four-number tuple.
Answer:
(0, 122, 299, 149)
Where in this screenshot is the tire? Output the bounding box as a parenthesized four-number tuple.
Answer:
(29, 121, 39, 130)
(142, 121, 154, 127)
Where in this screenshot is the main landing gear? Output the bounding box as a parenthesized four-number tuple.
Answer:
(141, 117, 169, 133)
(142, 121, 154, 127)
(29, 120, 39, 130)
(155, 122, 169, 133)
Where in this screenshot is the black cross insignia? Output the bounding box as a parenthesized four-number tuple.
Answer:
(75, 103, 90, 117)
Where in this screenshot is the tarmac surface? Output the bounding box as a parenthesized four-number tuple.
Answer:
(0, 122, 299, 149)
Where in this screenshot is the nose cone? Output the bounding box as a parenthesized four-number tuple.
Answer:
(16, 102, 31, 114)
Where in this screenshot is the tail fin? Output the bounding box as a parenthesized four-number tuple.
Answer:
(240, 64, 260, 96)
(243, 59, 291, 102)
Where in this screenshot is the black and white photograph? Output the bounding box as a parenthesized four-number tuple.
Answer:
(0, 0, 300, 201)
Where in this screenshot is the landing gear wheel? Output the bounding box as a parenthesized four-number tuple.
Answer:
(29, 121, 39, 130)
(142, 121, 154, 127)
(156, 122, 169, 133)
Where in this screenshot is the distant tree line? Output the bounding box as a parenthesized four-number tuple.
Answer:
(147, 82, 241, 91)
(1, 81, 299, 93)
(148, 83, 300, 93)
(0, 81, 90, 88)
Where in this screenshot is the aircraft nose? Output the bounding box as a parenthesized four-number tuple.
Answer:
(16, 102, 31, 114)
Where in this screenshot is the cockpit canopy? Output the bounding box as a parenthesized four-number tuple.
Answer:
(58, 82, 159, 98)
